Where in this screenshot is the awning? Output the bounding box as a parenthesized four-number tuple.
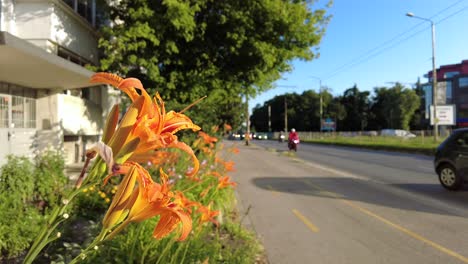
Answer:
(0, 31, 95, 89)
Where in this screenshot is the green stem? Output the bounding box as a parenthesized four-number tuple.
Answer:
(155, 239, 176, 264)
(23, 159, 105, 263)
(178, 240, 190, 264)
(69, 229, 108, 264)
(106, 220, 131, 241)
(23, 190, 78, 264)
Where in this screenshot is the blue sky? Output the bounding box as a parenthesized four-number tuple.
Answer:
(250, 0, 468, 113)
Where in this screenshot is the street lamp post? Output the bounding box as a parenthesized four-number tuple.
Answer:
(310, 76, 323, 131)
(406, 12, 438, 141)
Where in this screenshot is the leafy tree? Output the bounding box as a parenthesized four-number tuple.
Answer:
(410, 77, 425, 130)
(369, 83, 420, 130)
(94, 0, 331, 129)
(339, 85, 370, 131)
(327, 96, 346, 127)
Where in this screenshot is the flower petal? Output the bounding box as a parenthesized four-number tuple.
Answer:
(168, 140, 199, 177)
(90, 72, 123, 87)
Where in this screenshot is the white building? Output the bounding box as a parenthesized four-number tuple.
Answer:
(0, 0, 118, 165)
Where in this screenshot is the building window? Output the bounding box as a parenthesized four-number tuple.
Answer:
(444, 71, 459, 79)
(446, 81, 452, 100)
(0, 95, 8, 128)
(0, 83, 37, 129)
(62, 0, 97, 27)
(11, 96, 36, 129)
(459, 77, 468, 88)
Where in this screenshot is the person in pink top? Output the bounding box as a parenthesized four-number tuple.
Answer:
(288, 128, 299, 151)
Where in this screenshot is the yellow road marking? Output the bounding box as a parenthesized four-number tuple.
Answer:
(300, 179, 468, 263)
(292, 209, 319, 233)
(341, 199, 468, 263)
(266, 185, 280, 196)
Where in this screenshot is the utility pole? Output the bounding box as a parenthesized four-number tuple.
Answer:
(268, 104, 271, 132)
(310, 76, 323, 131)
(245, 92, 250, 146)
(269, 85, 296, 133)
(284, 97, 288, 132)
(406, 12, 438, 141)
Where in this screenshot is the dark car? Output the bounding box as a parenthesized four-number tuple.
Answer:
(434, 128, 468, 190)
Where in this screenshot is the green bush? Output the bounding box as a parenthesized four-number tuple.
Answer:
(73, 184, 114, 221)
(0, 155, 35, 206)
(34, 149, 69, 208)
(0, 151, 69, 260)
(0, 195, 43, 259)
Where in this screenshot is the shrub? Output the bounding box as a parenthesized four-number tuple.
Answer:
(0, 156, 40, 259)
(0, 151, 69, 260)
(0, 195, 44, 259)
(0, 156, 35, 206)
(34, 149, 69, 209)
(73, 184, 114, 221)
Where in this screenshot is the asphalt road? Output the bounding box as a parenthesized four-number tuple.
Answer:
(225, 139, 468, 264)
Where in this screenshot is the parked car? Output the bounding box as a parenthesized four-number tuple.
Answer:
(434, 128, 468, 190)
(380, 129, 416, 138)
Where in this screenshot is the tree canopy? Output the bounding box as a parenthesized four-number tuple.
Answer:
(251, 82, 423, 132)
(95, 0, 331, 130)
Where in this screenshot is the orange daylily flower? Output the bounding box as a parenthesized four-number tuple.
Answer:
(197, 204, 219, 227)
(209, 171, 222, 178)
(223, 123, 232, 131)
(104, 163, 193, 241)
(126, 168, 192, 241)
(215, 157, 235, 172)
(230, 147, 240, 154)
(217, 175, 236, 189)
(90, 72, 201, 177)
(198, 131, 218, 149)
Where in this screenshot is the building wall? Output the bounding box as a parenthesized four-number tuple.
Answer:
(12, 0, 98, 63)
(0, 0, 111, 165)
(0, 0, 17, 33)
(57, 93, 103, 136)
(51, 1, 98, 64)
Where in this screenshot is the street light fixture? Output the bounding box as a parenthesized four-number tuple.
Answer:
(406, 12, 438, 141)
(310, 76, 323, 131)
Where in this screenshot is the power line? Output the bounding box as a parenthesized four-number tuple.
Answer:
(321, 0, 467, 81)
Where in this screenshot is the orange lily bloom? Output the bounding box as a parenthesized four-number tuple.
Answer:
(104, 163, 193, 241)
(198, 131, 218, 148)
(215, 157, 236, 172)
(230, 147, 240, 154)
(197, 204, 219, 227)
(217, 175, 237, 189)
(125, 167, 192, 241)
(90, 72, 201, 177)
(223, 123, 232, 131)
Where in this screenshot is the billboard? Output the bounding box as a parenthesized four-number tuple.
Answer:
(321, 118, 336, 131)
(430, 104, 456, 125)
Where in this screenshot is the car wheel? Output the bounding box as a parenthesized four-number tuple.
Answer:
(438, 164, 463, 191)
